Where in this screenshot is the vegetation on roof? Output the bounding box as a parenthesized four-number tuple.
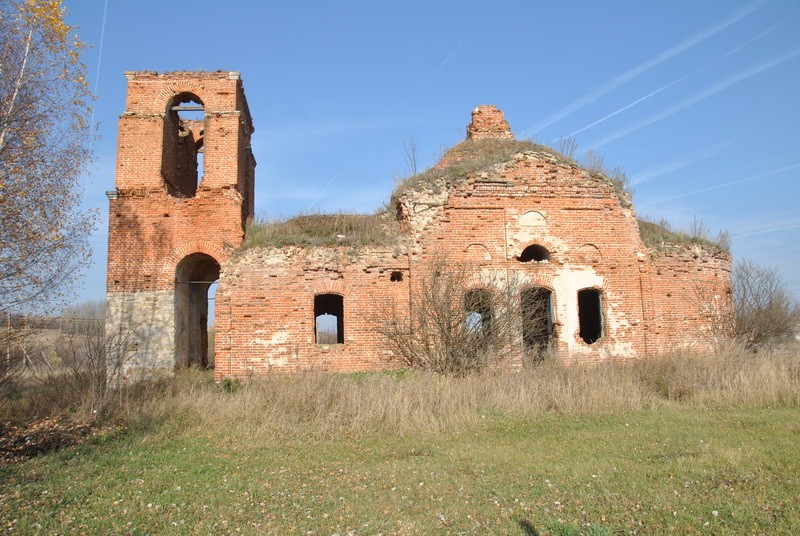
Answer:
(576, 148, 632, 207)
(242, 212, 403, 249)
(392, 138, 632, 204)
(244, 146, 722, 255)
(638, 218, 730, 254)
(392, 139, 565, 198)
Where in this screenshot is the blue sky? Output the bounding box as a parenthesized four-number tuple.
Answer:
(64, 0, 800, 304)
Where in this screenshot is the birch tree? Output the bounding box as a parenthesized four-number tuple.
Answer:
(0, 0, 94, 316)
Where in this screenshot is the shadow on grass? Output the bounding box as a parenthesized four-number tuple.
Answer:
(518, 519, 540, 535)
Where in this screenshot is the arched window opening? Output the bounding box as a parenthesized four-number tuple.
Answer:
(464, 289, 493, 338)
(518, 244, 551, 263)
(521, 287, 554, 356)
(163, 93, 205, 198)
(390, 271, 403, 282)
(315, 294, 344, 344)
(175, 253, 220, 368)
(578, 288, 603, 344)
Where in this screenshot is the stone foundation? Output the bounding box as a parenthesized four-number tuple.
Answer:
(105, 291, 175, 380)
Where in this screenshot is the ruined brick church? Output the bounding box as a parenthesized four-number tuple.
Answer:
(105, 71, 732, 380)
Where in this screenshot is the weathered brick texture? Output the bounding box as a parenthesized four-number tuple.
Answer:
(466, 105, 513, 140)
(214, 247, 409, 375)
(105, 72, 254, 377)
(105, 73, 732, 380)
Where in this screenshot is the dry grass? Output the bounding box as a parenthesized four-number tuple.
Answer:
(392, 138, 635, 206)
(5, 343, 797, 442)
(635, 344, 800, 407)
(3, 346, 799, 532)
(241, 212, 403, 249)
(638, 219, 729, 254)
(393, 138, 568, 198)
(118, 344, 800, 441)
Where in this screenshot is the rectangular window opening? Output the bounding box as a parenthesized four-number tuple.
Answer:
(577, 288, 603, 344)
(314, 293, 344, 344)
(522, 287, 554, 353)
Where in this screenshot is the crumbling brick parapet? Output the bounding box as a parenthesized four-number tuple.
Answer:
(466, 105, 514, 140)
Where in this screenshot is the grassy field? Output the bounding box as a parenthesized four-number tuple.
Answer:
(1, 406, 797, 534)
(1, 350, 799, 534)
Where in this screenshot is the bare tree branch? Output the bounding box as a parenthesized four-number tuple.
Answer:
(403, 135, 418, 177)
(378, 257, 553, 374)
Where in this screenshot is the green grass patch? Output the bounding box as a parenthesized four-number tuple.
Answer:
(3, 350, 797, 532)
(1, 407, 798, 534)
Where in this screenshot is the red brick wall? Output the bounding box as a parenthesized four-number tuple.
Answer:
(213, 247, 410, 376)
(466, 105, 513, 140)
(210, 137, 731, 379)
(398, 149, 650, 362)
(647, 247, 732, 352)
(107, 71, 254, 292)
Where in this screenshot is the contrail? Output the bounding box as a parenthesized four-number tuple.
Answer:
(726, 210, 800, 238)
(588, 49, 800, 149)
(720, 24, 777, 59)
(306, 172, 341, 212)
(636, 151, 800, 208)
(428, 44, 461, 81)
(571, 25, 775, 137)
(631, 139, 733, 185)
(680, 150, 799, 183)
(570, 75, 689, 137)
(525, 0, 767, 134)
(735, 221, 800, 238)
(725, 208, 797, 228)
(647, 162, 800, 204)
(88, 0, 109, 151)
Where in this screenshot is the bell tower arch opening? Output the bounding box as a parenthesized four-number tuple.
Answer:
(163, 92, 205, 197)
(175, 253, 220, 368)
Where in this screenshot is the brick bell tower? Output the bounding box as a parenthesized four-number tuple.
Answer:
(105, 71, 255, 379)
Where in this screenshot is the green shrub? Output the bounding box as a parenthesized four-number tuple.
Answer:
(219, 377, 241, 394)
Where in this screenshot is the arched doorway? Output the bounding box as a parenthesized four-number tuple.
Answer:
(175, 253, 220, 368)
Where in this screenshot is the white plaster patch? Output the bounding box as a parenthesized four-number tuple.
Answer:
(549, 266, 604, 353)
(270, 331, 289, 344)
(519, 210, 546, 226)
(600, 341, 634, 359)
(252, 330, 290, 348)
